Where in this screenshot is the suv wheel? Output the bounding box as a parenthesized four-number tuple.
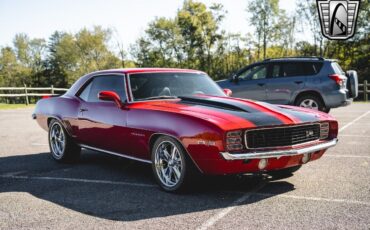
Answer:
(295, 94, 329, 113)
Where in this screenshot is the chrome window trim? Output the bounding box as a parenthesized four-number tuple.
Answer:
(244, 123, 322, 150)
(75, 73, 129, 103)
(126, 71, 210, 103)
(220, 138, 338, 160)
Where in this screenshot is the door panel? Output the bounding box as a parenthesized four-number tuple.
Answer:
(77, 101, 129, 153)
(75, 74, 133, 156)
(265, 62, 306, 104)
(232, 64, 268, 101)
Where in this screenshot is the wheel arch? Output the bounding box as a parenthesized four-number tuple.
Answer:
(148, 133, 204, 174)
(47, 116, 73, 137)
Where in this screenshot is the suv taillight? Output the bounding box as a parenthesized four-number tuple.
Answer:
(329, 74, 346, 87)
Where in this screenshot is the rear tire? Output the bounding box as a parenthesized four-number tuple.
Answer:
(295, 94, 329, 113)
(151, 136, 198, 192)
(48, 119, 81, 163)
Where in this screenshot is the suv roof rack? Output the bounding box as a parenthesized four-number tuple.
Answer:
(263, 56, 325, 62)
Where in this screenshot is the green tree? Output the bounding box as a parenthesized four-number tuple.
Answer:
(247, 0, 279, 60)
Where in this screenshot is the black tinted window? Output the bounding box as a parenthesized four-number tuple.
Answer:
(79, 75, 126, 102)
(271, 64, 281, 78)
(303, 62, 323, 75)
(282, 62, 304, 77)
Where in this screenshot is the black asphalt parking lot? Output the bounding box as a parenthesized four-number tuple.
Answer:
(0, 104, 369, 229)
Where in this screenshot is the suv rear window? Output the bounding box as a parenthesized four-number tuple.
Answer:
(331, 62, 345, 74)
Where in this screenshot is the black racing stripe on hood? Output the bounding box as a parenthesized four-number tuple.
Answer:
(276, 106, 321, 123)
(195, 105, 285, 126)
(178, 96, 245, 112)
(179, 96, 284, 126)
(258, 102, 321, 123)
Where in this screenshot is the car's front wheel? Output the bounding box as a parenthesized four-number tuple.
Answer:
(48, 119, 81, 163)
(151, 136, 196, 192)
(267, 165, 302, 179)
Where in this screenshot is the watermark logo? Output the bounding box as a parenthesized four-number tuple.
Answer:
(317, 0, 360, 40)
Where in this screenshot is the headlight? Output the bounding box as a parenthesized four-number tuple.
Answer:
(320, 122, 329, 139)
(226, 130, 243, 151)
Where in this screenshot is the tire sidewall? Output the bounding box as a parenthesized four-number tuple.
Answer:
(48, 119, 67, 161)
(151, 136, 187, 192)
(296, 95, 325, 112)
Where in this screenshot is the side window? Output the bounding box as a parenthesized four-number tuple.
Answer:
(239, 65, 268, 80)
(281, 62, 304, 77)
(303, 62, 324, 75)
(271, 64, 282, 78)
(78, 75, 126, 102)
(79, 81, 92, 101)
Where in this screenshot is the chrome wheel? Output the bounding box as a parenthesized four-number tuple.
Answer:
(154, 141, 183, 188)
(49, 122, 65, 159)
(300, 99, 319, 110)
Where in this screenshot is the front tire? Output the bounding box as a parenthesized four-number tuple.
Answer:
(48, 119, 81, 163)
(267, 165, 302, 179)
(151, 136, 196, 192)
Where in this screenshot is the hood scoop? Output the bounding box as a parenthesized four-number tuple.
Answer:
(178, 96, 248, 112)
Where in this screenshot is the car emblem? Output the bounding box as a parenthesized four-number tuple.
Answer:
(306, 130, 315, 138)
(316, 0, 360, 40)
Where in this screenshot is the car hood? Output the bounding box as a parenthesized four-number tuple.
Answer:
(129, 95, 333, 130)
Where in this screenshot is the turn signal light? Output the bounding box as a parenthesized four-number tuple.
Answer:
(329, 121, 338, 139)
(320, 122, 329, 139)
(226, 130, 243, 151)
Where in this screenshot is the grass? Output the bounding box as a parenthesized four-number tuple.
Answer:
(0, 103, 35, 110)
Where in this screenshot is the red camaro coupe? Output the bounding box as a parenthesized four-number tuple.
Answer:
(33, 68, 338, 192)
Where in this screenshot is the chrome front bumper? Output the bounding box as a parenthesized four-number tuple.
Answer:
(220, 138, 338, 160)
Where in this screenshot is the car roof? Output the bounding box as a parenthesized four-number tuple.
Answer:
(90, 68, 206, 75)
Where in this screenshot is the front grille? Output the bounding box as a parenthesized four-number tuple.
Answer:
(245, 124, 320, 149)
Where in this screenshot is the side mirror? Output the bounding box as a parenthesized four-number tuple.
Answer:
(223, 88, 232, 97)
(98, 91, 122, 108)
(230, 74, 239, 84)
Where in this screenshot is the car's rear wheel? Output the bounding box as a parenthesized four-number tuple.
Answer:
(151, 136, 196, 192)
(48, 119, 81, 163)
(295, 94, 329, 113)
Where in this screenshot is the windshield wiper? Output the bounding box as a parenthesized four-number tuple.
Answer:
(137, 95, 178, 101)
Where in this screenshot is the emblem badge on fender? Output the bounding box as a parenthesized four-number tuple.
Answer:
(316, 0, 360, 40)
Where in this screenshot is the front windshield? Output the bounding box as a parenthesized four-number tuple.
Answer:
(129, 72, 225, 101)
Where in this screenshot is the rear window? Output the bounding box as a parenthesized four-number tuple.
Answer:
(331, 62, 345, 74)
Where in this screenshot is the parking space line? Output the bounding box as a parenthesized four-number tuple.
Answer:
(0, 175, 156, 188)
(339, 111, 370, 133)
(253, 193, 370, 206)
(196, 181, 267, 230)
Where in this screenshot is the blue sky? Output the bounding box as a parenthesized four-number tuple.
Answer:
(0, 0, 297, 49)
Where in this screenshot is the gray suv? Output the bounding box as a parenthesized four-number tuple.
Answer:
(217, 57, 358, 112)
